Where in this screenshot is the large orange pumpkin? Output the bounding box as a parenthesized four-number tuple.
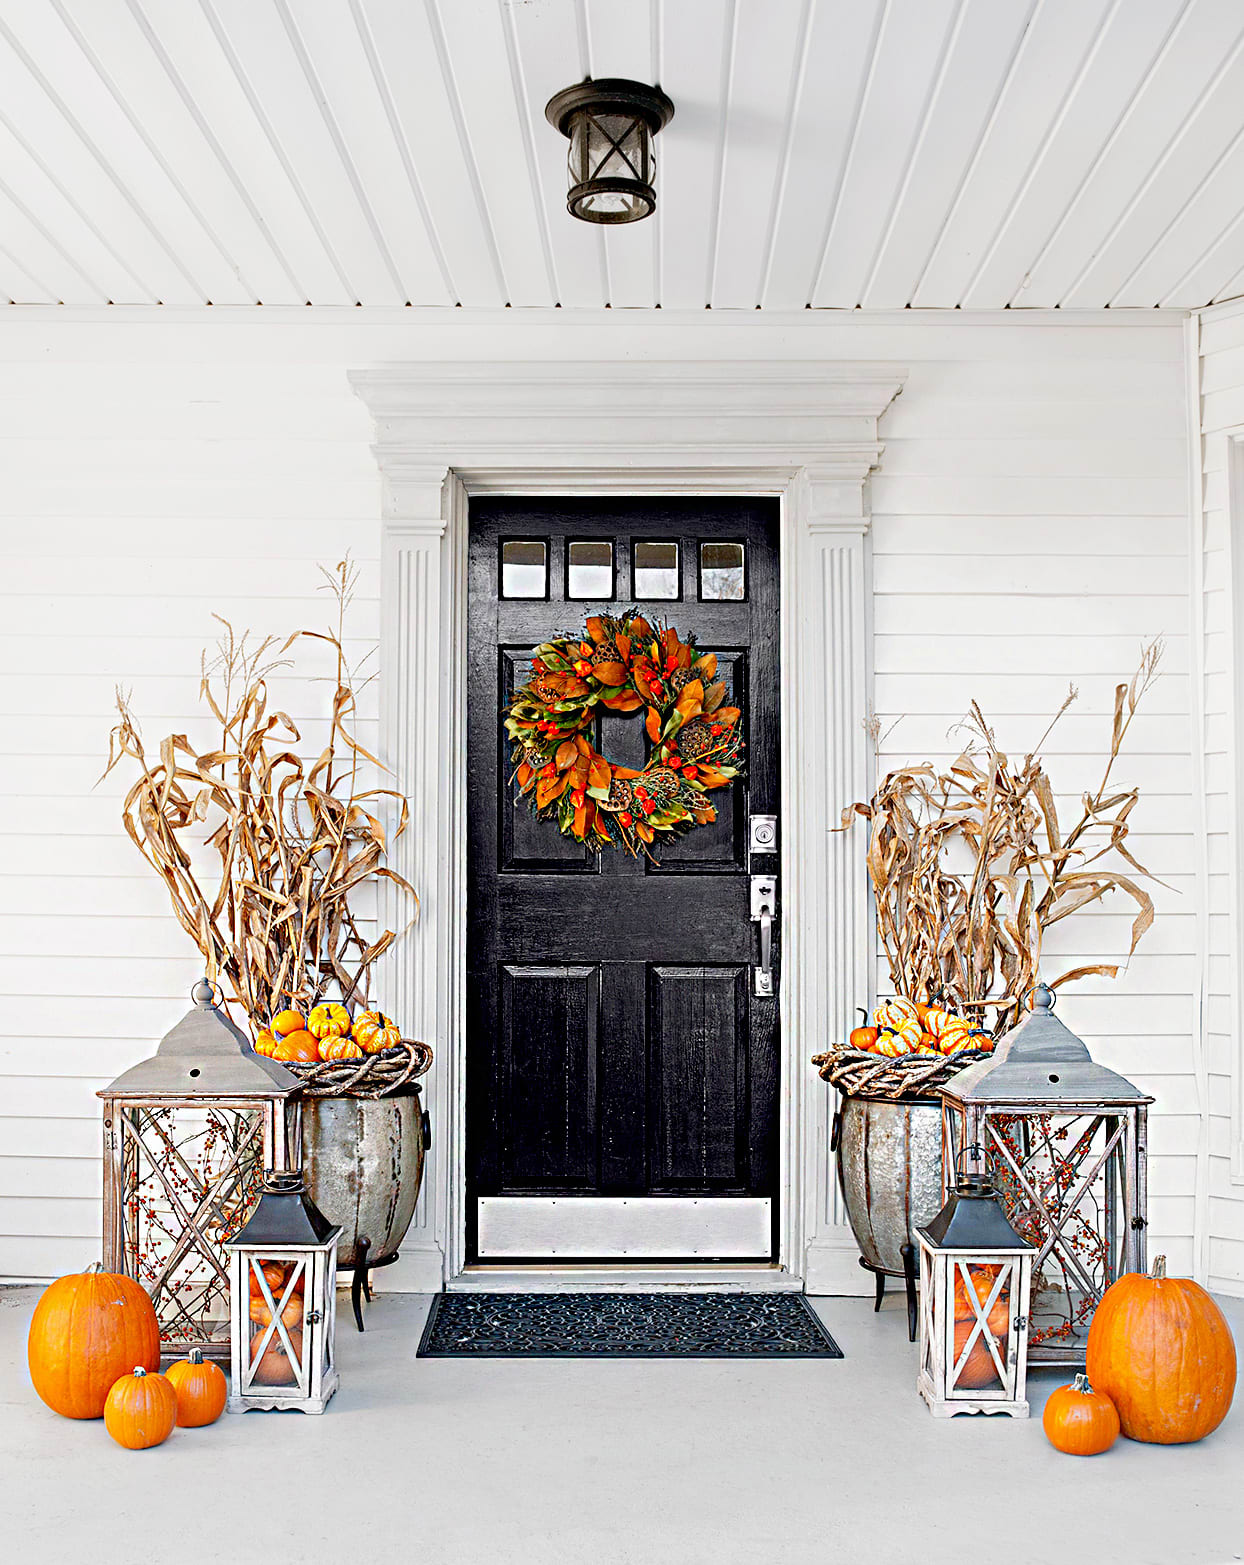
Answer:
(165, 1349, 227, 1428)
(104, 1366, 178, 1450)
(1086, 1255, 1236, 1444)
(27, 1263, 160, 1419)
(1042, 1374, 1120, 1456)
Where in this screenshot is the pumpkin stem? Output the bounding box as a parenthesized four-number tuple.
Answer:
(132, 1367, 147, 1377)
(188, 1349, 204, 1365)
(1073, 1372, 1094, 1395)
(86, 1261, 103, 1275)
(1152, 1254, 1167, 1280)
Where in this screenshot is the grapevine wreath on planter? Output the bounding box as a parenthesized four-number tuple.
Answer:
(503, 611, 743, 857)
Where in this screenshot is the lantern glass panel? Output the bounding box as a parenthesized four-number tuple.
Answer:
(114, 1102, 266, 1350)
(245, 1254, 309, 1393)
(950, 1260, 1013, 1395)
(943, 1102, 1144, 1362)
(568, 110, 653, 221)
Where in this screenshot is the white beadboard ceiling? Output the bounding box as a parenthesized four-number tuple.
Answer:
(1, 0, 1243, 311)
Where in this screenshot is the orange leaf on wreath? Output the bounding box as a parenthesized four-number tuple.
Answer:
(573, 802, 588, 838)
(574, 734, 592, 757)
(536, 775, 567, 809)
(635, 822, 655, 844)
(592, 661, 628, 686)
(588, 756, 612, 791)
(517, 762, 533, 786)
(615, 633, 631, 658)
(696, 653, 718, 679)
(714, 707, 740, 725)
(613, 765, 642, 780)
(601, 690, 642, 711)
(585, 617, 607, 644)
(694, 766, 731, 789)
(630, 616, 652, 641)
(645, 707, 662, 743)
(555, 740, 578, 770)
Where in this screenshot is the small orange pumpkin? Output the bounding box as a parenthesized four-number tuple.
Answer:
(165, 1349, 227, 1428)
(27, 1262, 160, 1420)
(874, 1028, 911, 1058)
(307, 1002, 351, 1041)
(250, 1289, 303, 1330)
(248, 1261, 288, 1300)
(1086, 1255, 1236, 1444)
(848, 1008, 878, 1052)
(271, 1008, 306, 1037)
(353, 1009, 401, 1054)
(1042, 1373, 1120, 1456)
(321, 1036, 364, 1061)
(953, 1263, 1010, 1337)
(272, 1029, 320, 1063)
(872, 997, 919, 1032)
(253, 1029, 277, 1057)
(104, 1366, 177, 1450)
(250, 1326, 304, 1386)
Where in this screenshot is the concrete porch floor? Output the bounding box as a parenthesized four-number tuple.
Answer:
(2, 1286, 1241, 1565)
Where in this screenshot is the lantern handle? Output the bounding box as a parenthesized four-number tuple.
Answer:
(1024, 982, 1056, 1012)
(191, 977, 223, 1010)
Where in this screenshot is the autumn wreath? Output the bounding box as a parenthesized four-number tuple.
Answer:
(503, 611, 744, 856)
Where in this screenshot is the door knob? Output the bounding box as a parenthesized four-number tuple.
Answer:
(750, 875, 777, 997)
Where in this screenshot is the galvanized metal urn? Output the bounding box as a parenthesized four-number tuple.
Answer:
(938, 983, 1152, 1366)
(834, 1094, 943, 1339)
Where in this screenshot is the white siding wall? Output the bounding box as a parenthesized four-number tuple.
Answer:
(1200, 299, 1244, 1295)
(0, 310, 1193, 1282)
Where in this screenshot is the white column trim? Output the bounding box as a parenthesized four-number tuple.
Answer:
(352, 361, 905, 1292)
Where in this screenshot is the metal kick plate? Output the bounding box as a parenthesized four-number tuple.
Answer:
(477, 1197, 773, 1260)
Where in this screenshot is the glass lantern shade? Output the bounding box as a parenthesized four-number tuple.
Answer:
(917, 1175, 1034, 1418)
(938, 985, 1152, 1366)
(545, 79, 674, 224)
(97, 981, 301, 1360)
(225, 1173, 340, 1415)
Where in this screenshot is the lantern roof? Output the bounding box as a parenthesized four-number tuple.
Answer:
(98, 980, 300, 1101)
(919, 1175, 1032, 1251)
(940, 984, 1153, 1108)
(225, 1172, 339, 1249)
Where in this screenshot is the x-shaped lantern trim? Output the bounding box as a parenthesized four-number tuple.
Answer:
(244, 1256, 310, 1394)
(580, 111, 645, 184)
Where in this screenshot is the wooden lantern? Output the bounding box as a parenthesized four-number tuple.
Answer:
(98, 980, 301, 1359)
(939, 984, 1152, 1366)
(225, 1172, 340, 1414)
(917, 1174, 1034, 1419)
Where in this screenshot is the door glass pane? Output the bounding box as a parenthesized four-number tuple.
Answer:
(501, 540, 547, 599)
(633, 541, 679, 600)
(700, 541, 745, 601)
(567, 540, 614, 599)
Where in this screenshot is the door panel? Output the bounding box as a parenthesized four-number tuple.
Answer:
(467, 497, 780, 1261)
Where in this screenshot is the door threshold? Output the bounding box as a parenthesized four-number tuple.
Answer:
(448, 1263, 802, 1293)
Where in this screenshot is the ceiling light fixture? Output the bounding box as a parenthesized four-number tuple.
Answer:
(544, 78, 674, 225)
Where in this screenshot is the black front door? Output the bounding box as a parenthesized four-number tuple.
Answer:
(466, 497, 780, 1262)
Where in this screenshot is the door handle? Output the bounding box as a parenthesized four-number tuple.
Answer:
(750, 875, 777, 997)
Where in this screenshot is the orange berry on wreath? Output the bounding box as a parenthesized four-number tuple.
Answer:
(683, 765, 699, 779)
(668, 755, 682, 768)
(619, 811, 633, 827)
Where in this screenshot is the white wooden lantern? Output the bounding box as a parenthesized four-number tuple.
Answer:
(917, 1174, 1034, 1419)
(225, 1172, 340, 1415)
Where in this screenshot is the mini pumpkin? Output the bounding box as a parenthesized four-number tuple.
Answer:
(874, 1028, 912, 1058)
(1042, 1374, 1120, 1456)
(1086, 1255, 1236, 1444)
(272, 1029, 320, 1063)
(307, 1002, 351, 1041)
(104, 1366, 177, 1450)
(248, 1261, 288, 1300)
(253, 1028, 277, 1057)
(165, 1348, 227, 1428)
(321, 1037, 365, 1062)
(872, 997, 919, 1032)
(848, 1008, 878, 1052)
(27, 1262, 160, 1420)
(271, 1008, 306, 1037)
(353, 1010, 401, 1054)
(953, 1263, 1010, 1336)
(250, 1291, 304, 1331)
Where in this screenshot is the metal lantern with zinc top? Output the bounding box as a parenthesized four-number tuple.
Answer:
(225, 1171, 340, 1414)
(917, 1173, 1034, 1418)
(939, 984, 1152, 1366)
(98, 980, 301, 1359)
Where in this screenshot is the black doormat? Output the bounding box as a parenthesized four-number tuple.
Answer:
(417, 1291, 843, 1358)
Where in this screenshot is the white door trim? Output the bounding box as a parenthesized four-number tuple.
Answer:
(351, 361, 906, 1292)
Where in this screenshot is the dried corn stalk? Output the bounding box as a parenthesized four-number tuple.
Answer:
(843, 642, 1163, 1036)
(102, 559, 414, 1027)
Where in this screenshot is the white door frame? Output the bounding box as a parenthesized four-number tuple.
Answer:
(351, 362, 906, 1292)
